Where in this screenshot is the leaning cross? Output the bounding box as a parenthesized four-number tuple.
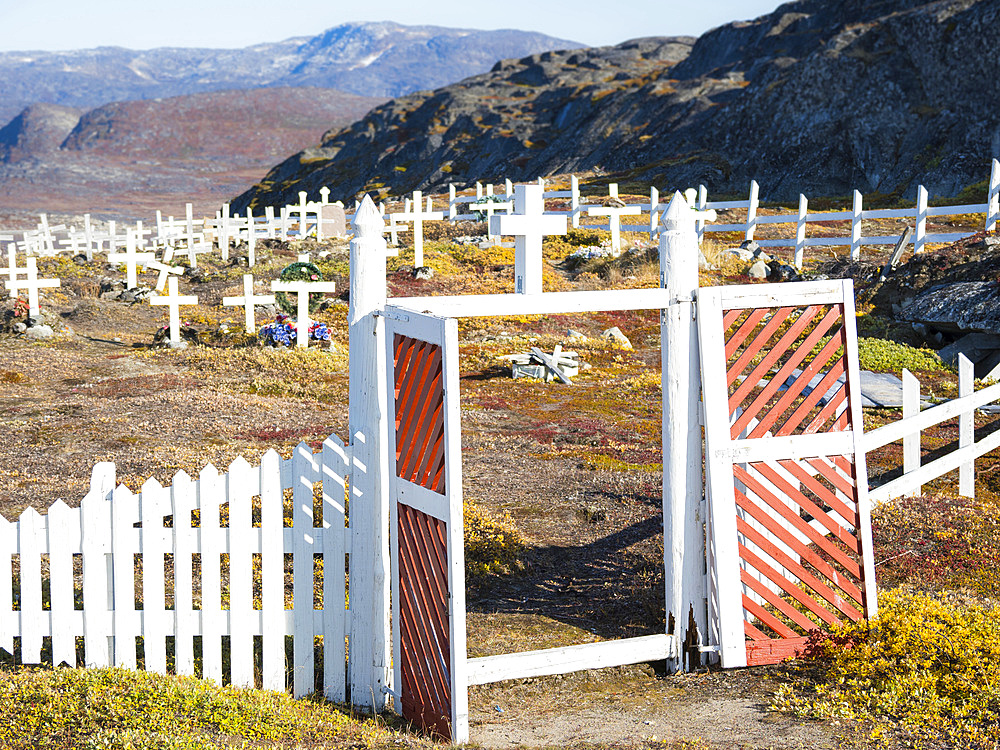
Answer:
(270, 276, 337, 348)
(398, 190, 443, 267)
(490, 183, 567, 294)
(223, 274, 276, 333)
(143, 259, 184, 292)
(587, 183, 641, 254)
(108, 229, 155, 288)
(150, 276, 198, 346)
(12, 256, 61, 316)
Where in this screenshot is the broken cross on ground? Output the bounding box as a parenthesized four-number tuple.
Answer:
(503, 344, 587, 383)
(149, 276, 198, 347)
(223, 274, 276, 333)
(490, 183, 567, 294)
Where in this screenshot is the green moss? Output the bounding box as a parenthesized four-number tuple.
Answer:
(857, 337, 945, 373)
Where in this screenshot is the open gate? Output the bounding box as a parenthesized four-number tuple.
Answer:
(383, 306, 468, 740)
(697, 280, 878, 668)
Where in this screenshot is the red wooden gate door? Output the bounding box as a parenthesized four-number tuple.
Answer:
(384, 307, 468, 741)
(697, 280, 878, 668)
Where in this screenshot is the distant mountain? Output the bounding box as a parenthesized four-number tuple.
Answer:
(0, 22, 580, 125)
(0, 87, 383, 219)
(233, 0, 1000, 208)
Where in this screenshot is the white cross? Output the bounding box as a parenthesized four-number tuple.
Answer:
(143, 259, 184, 292)
(398, 190, 443, 267)
(319, 186, 330, 205)
(223, 274, 276, 333)
(0, 245, 22, 299)
(150, 276, 198, 346)
(489, 183, 566, 294)
(480, 184, 512, 239)
(58, 228, 89, 256)
(108, 229, 156, 288)
(270, 277, 337, 348)
(297, 191, 310, 238)
(588, 184, 640, 254)
(183, 204, 208, 268)
(245, 207, 257, 267)
(387, 212, 409, 245)
(9, 256, 61, 316)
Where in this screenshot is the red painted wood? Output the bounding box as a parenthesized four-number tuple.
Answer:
(726, 307, 795, 390)
(725, 308, 769, 362)
(745, 635, 813, 666)
(397, 503, 451, 739)
(393, 334, 446, 494)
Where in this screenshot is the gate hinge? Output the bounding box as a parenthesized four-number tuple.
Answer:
(376, 309, 410, 323)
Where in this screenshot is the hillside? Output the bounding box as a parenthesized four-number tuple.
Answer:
(233, 0, 1000, 208)
(0, 22, 579, 125)
(0, 87, 382, 220)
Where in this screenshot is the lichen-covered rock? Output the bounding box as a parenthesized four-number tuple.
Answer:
(899, 282, 1000, 334)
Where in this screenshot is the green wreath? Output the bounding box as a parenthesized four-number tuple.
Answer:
(275, 261, 325, 317)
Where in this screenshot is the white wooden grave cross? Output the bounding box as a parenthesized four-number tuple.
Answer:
(320, 186, 331, 205)
(480, 184, 512, 240)
(1, 245, 22, 299)
(297, 191, 311, 238)
(58, 227, 89, 257)
(270, 276, 337, 348)
(150, 276, 198, 346)
(11, 256, 61, 316)
(588, 184, 641, 254)
(387, 211, 409, 246)
(223, 274, 276, 333)
(489, 183, 567, 294)
(108, 229, 156, 288)
(143, 259, 184, 292)
(399, 190, 443, 267)
(246, 207, 258, 267)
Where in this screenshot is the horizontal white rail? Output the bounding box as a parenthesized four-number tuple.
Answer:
(467, 633, 677, 686)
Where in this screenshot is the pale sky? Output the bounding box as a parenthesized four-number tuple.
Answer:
(0, 0, 784, 51)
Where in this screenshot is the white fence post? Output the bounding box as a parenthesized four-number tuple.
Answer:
(570, 175, 581, 229)
(915, 185, 928, 255)
(348, 196, 391, 711)
(902, 370, 921, 497)
(794, 194, 808, 269)
(140, 478, 169, 675)
(987, 159, 1000, 233)
(448, 184, 457, 220)
(82, 462, 115, 667)
(850, 190, 863, 260)
(660, 192, 707, 670)
(648, 186, 660, 238)
(744, 181, 759, 242)
(959, 354, 974, 497)
(171, 469, 196, 677)
(695, 185, 708, 246)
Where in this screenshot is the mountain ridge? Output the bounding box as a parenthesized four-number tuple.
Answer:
(0, 22, 580, 125)
(233, 0, 1000, 208)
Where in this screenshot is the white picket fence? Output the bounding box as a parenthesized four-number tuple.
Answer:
(864, 353, 1000, 503)
(0, 437, 350, 701)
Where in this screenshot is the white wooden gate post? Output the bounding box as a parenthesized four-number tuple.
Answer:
(348, 195, 391, 710)
(659, 192, 707, 671)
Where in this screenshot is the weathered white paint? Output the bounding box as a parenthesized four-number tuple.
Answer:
(348, 195, 391, 711)
(660, 192, 708, 670)
(108, 228, 155, 288)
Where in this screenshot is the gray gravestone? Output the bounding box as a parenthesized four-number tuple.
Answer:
(321, 204, 347, 238)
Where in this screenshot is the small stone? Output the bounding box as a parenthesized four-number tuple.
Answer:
(25, 324, 54, 340)
(767, 261, 799, 282)
(726, 247, 754, 261)
(984, 235, 1000, 247)
(740, 239, 760, 253)
(566, 329, 587, 341)
(12, 321, 27, 334)
(748, 259, 770, 279)
(698, 249, 714, 270)
(751, 248, 772, 262)
(602, 326, 633, 350)
(412, 266, 434, 280)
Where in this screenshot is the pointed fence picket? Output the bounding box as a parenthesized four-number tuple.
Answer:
(0, 437, 351, 701)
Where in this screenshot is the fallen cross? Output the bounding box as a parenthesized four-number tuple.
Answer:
(499, 344, 588, 383)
